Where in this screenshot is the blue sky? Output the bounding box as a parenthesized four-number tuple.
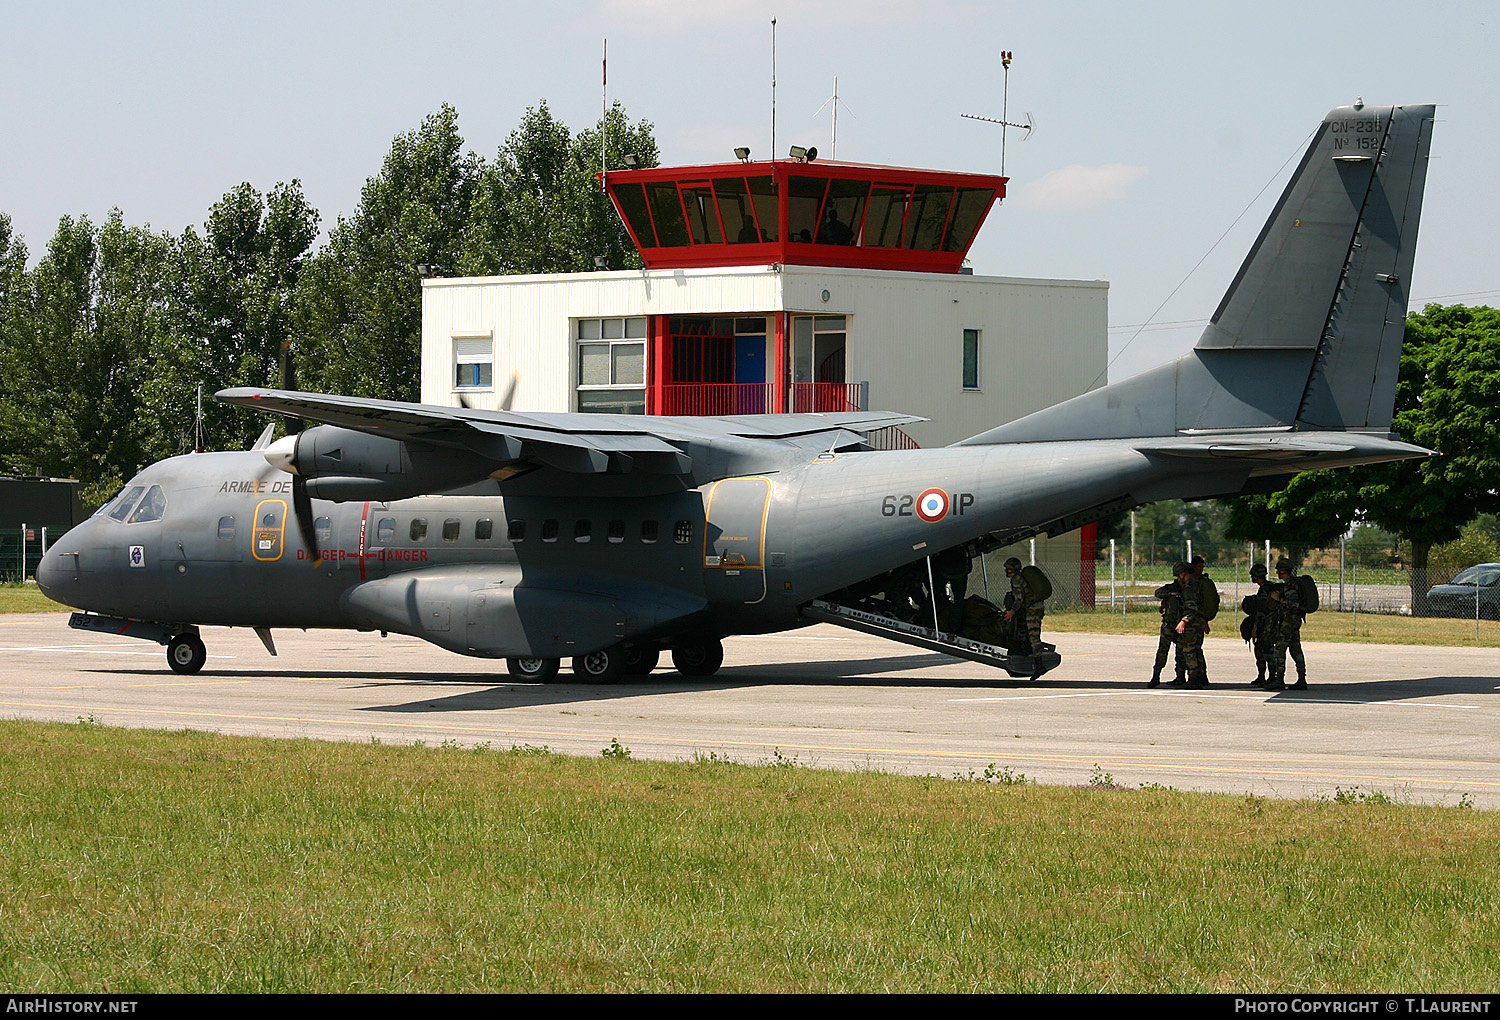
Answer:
(2, 0, 1495, 379)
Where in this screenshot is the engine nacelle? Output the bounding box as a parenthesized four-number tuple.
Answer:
(265, 425, 496, 501)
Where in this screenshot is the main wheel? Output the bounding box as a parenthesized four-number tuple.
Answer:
(572, 644, 626, 684)
(622, 644, 661, 676)
(507, 657, 560, 682)
(671, 636, 724, 677)
(166, 633, 207, 675)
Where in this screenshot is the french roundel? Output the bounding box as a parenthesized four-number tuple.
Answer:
(916, 487, 950, 523)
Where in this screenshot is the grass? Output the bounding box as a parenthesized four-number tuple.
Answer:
(1, 720, 1498, 993)
(0, 583, 70, 614)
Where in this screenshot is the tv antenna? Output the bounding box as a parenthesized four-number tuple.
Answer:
(960, 50, 1034, 178)
(813, 76, 856, 159)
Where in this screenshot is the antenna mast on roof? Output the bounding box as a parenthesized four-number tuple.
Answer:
(813, 76, 856, 159)
(600, 38, 607, 190)
(960, 49, 1034, 180)
(770, 17, 777, 161)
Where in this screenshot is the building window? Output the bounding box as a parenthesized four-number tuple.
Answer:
(962, 329, 980, 390)
(454, 334, 494, 389)
(577, 317, 648, 414)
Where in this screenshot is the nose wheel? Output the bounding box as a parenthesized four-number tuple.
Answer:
(167, 633, 207, 675)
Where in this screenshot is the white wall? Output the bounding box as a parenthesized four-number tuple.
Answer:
(420, 265, 1107, 447)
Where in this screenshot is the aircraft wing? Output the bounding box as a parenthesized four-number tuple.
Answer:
(216, 387, 925, 482)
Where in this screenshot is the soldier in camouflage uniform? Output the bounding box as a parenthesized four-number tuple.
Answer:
(1003, 556, 1045, 678)
(1172, 561, 1210, 687)
(1260, 583, 1293, 690)
(1274, 557, 1309, 689)
(1245, 562, 1274, 686)
(1149, 565, 1187, 687)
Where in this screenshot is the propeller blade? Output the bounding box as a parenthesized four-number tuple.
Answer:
(500, 369, 520, 411)
(292, 473, 322, 568)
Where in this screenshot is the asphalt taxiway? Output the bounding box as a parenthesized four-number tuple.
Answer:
(2, 612, 1498, 807)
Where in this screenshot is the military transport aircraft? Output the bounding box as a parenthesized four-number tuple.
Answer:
(37, 102, 1436, 684)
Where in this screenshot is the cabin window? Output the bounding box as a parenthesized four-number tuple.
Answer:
(453, 335, 494, 389)
(962, 329, 981, 390)
(574, 520, 592, 543)
(315, 517, 333, 544)
(541, 519, 559, 543)
(641, 520, 659, 544)
(508, 519, 526, 542)
(217, 516, 236, 540)
(674, 520, 693, 544)
(476, 518, 494, 541)
(607, 519, 625, 543)
(443, 518, 461, 542)
(377, 518, 396, 543)
(107, 486, 146, 523)
(577, 316, 648, 415)
(410, 519, 428, 542)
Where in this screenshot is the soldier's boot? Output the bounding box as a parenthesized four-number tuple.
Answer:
(1169, 669, 1187, 687)
(1148, 669, 1161, 688)
(1290, 671, 1308, 690)
(1186, 673, 1211, 689)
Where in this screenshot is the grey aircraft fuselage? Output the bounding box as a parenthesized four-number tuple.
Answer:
(37, 101, 1439, 682)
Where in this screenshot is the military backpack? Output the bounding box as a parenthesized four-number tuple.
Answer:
(1019, 564, 1053, 602)
(1296, 573, 1320, 613)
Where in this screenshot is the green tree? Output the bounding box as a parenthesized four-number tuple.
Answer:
(295, 104, 481, 400)
(147, 181, 319, 454)
(0, 212, 176, 503)
(463, 100, 659, 276)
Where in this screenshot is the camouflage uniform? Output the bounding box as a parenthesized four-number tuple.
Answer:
(1175, 568, 1210, 687)
(1261, 585, 1294, 689)
(1004, 558, 1045, 663)
(1246, 566, 1273, 685)
(1150, 578, 1186, 686)
(1275, 558, 1308, 688)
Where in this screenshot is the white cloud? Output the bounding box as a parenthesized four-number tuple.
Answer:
(1013, 163, 1148, 210)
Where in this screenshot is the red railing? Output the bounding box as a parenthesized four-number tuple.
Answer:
(660, 383, 775, 416)
(789, 382, 865, 413)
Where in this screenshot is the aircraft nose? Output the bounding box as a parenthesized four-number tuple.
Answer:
(35, 542, 71, 606)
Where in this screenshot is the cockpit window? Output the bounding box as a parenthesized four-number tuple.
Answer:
(107, 486, 146, 522)
(128, 485, 167, 524)
(93, 488, 125, 517)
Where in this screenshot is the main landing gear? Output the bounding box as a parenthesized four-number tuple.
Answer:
(166, 633, 207, 675)
(503, 636, 725, 684)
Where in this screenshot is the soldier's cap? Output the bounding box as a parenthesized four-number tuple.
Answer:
(1003, 557, 1022, 570)
(1250, 563, 1268, 578)
(1276, 557, 1295, 572)
(1172, 561, 1191, 576)
(1191, 554, 1206, 566)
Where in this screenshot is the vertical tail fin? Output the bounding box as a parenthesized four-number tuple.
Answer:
(960, 103, 1436, 446)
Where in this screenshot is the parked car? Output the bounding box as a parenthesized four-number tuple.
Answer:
(1426, 563, 1500, 619)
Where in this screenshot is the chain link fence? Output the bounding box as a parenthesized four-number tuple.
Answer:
(972, 543, 1493, 620)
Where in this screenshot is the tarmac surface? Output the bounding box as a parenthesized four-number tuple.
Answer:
(3, 611, 1499, 808)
